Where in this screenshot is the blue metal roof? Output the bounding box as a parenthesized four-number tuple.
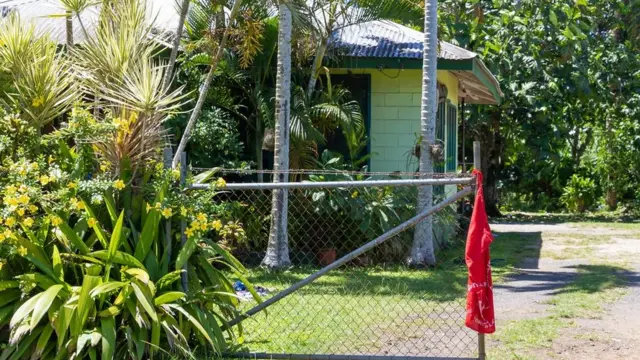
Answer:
(330, 20, 478, 61)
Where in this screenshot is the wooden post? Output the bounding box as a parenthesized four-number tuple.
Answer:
(473, 140, 486, 360)
(163, 148, 173, 268)
(179, 152, 188, 292)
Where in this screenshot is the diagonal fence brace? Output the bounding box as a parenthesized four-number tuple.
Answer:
(222, 186, 475, 330)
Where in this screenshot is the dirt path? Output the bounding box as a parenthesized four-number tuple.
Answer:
(489, 221, 640, 360)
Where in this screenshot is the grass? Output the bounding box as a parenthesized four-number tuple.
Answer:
(230, 217, 637, 358)
(232, 232, 540, 356)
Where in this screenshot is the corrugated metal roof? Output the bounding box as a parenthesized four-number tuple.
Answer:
(330, 20, 478, 61)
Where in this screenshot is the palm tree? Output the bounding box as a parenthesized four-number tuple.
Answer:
(409, 0, 437, 267)
(262, 0, 293, 269)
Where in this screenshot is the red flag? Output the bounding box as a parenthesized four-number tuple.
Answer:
(465, 170, 495, 334)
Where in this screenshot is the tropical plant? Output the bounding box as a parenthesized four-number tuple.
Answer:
(560, 174, 597, 213)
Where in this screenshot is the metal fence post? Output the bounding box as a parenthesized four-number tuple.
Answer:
(473, 141, 486, 360)
(179, 152, 188, 292)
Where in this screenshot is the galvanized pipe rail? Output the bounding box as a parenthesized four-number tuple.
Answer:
(190, 177, 474, 191)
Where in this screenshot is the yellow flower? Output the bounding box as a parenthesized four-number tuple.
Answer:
(0, 233, 4, 243)
(161, 208, 173, 219)
(155, 202, 162, 209)
(0, 261, 5, 270)
(17, 208, 25, 217)
(3, 229, 12, 239)
(30, 163, 39, 171)
(18, 185, 27, 193)
(50, 216, 63, 227)
(190, 220, 200, 230)
(23, 217, 34, 228)
(18, 167, 27, 176)
(171, 169, 180, 181)
(197, 213, 207, 222)
(17, 246, 28, 257)
(100, 162, 111, 172)
(29, 205, 38, 213)
(67, 182, 78, 189)
(87, 218, 97, 227)
(113, 180, 126, 191)
(48, 155, 55, 164)
(5, 217, 16, 227)
(180, 206, 187, 216)
(211, 219, 223, 231)
(76, 200, 85, 211)
(31, 96, 44, 108)
(215, 178, 227, 188)
(5, 185, 17, 195)
(351, 191, 359, 199)
(6, 197, 19, 206)
(199, 222, 208, 231)
(18, 194, 29, 205)
(146, 203, 153, 212)
(184, 228, 194, 238)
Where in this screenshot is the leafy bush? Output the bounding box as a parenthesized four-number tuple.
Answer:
(560, 174, 597, 213)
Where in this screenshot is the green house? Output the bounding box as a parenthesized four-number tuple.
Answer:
(327, 20, 503, 175)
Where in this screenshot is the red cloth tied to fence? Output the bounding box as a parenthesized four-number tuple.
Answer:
(465, 170, 496, 334)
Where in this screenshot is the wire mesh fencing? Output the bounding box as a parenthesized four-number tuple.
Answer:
(190, 170, 479, 359)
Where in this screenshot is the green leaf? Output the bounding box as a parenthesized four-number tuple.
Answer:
(83, 203, 108, 248)
(124, 268, 150, 284)
(549, 11, 558, 26)
(89, 282, 127, 298)
(165, 304, 213, 346)
(0, 306, 14, 326)
(108, 211, 126, 261)
(130, 281, 158, 323)
(0, 281, 19, 292)
(12, 234, 56, 280)
(134, 209, 160, 262)
(104, 190, 118, 226)
(56, 222, 90, 254)
(153, 292, 185, 306)
(150, 321, 160, 357)
(73, 276, 101, 336)
(31, 284, 64, 330)
(98, 306, 121, 318)
(55, 305, 74, 349)
(90, 250, 145, 269)
(52, 246, 64, 281)
(100, 317, 116, 360)
(176, 237, 198, 270)
(35, 324, 54, 357)
(0, 290, 20, 308)
(10, 292, 43, 328)
(156, 270, 183, 292)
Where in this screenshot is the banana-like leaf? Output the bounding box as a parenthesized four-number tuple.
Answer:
(89, 282, 127, 298)
(124, 268, 150, 284)
(150, 321, 160, 357)
(10, 292, 43, 328)
(156, 270, 183, 292)
(15, 273, 57, 291)
(83, 203, 108, 248)
(0, 290, 20, 308)
(31, 284, 64, 330)
(104, 190, 118, 226)
(100, 317, 116, 360)
(175, 238, 197, 270)
(12, 234, 56, 281)
(73, 276, 101, 337)
(98, 306, 121, 318)
(0, 306, 14, 326)
(130, 280, 158, 323)
(153, 292, 185, 306)
(55, 305, 75, 350)
(90, 250, 145, 269)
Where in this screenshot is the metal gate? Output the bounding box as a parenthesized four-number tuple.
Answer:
(185, 167, 483, 360)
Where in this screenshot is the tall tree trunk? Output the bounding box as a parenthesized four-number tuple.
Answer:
(65, 11, 73, 48)
(478, 110, 503, 217)
(409, 0, 437, 267)
(262, 2, 292, 269)
(172, 0, 243, 168)
(306, 40, 328, 96)
(162, 0, 191, 90)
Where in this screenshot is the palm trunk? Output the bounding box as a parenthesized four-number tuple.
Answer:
(65, 11, 73, 48)
(409, 0, 437, 267)
(162, 0, 191, 90)
(172, 0, 243, 168)
(306, 40, 328, 96)
(262, 3, 292, 269)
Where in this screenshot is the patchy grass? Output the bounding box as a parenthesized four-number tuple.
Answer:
(546, 264, 630, 319)
(567, 222, 640, 231)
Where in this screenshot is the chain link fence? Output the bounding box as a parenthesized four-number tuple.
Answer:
(190, 170, 479, 359)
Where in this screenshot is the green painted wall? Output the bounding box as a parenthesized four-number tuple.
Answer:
(332, 68, 459, 174)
